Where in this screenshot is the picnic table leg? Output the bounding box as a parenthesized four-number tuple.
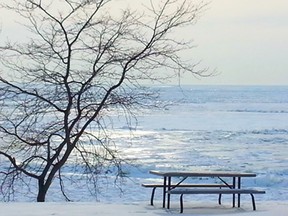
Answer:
(238, 177, 241, 207)
(167, 177, 171, 209)
(150, 187, 156, 206)
(232, 177, 236, 207)
(163, 176, 167, 208)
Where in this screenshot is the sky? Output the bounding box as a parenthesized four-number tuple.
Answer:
(0, 0, 287, 86)
(188, 0, 288, 85)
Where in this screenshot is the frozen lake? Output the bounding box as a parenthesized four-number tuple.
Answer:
(113, 85, 288, 203)
(1, 85, 288, 203)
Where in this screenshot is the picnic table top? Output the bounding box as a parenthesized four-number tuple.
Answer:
(149, 170, 257, 177)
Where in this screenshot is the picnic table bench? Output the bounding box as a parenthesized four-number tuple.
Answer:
(142, 183, 233, 206)
(142, 184, 232, 205)
(168, 188, 265, 213)
(144, 170, 265, 213)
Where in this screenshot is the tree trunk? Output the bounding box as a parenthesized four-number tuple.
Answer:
(37, 180, 48, 202)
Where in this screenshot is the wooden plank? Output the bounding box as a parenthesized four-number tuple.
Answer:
(168, 188, 266, 194)
(141, 184, 232, 188)
(149, 170, 257, 177)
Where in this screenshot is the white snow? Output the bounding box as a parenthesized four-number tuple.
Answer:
(1, 201, 288, 216)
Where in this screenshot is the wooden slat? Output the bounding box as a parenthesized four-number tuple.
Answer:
(141, 184, 232, 188)
(168, 188, 266, 194)
(149, 170, 257, 177)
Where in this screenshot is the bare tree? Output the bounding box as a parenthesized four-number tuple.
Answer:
(0, 0, 208, 202)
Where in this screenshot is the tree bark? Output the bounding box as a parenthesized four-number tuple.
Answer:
(37, 180, 48, 202)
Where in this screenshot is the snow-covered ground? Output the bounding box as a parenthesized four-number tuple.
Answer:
(1, 201, 288, 216)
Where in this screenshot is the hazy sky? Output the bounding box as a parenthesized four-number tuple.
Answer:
(0, 0, 287, 86)
(188, 0, 288, 85)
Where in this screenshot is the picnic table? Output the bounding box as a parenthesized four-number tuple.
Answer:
(146, 170, 265, 213)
